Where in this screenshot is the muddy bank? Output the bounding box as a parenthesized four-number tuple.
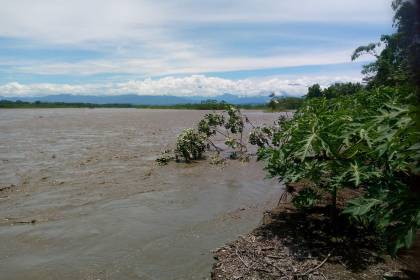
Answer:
(212, 204, 416, 280)
(0, 108, 284, 279)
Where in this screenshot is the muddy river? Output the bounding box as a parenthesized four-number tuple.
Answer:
(0, 109, 284, 280)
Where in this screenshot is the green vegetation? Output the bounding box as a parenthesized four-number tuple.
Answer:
(175, 128, 207, 162)
(0, 97, 302, 111)
(307, 82, 364, 99)
(0, 99, 234, 109)
(157, 105, 252, 164)
(254, 0, 419, 254)
(267, 95, 303, 111)
(0, 100, 138, 109)
(351, 0, 418, 89)
(159, 0, 419, 255)
(256, 86, 418, 254)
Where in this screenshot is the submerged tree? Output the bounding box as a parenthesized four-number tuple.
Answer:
(157, 105, 256, 164)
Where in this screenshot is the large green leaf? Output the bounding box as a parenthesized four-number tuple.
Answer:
(343, 198, 382, 216)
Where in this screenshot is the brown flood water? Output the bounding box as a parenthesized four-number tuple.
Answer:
(0, 109, 285, 280)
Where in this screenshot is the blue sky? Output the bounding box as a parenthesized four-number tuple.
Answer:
(0, 0, 394, 97)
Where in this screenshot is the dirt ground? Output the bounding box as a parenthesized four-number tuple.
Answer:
(0, 108, 284, 280)
(212, 203, 419, 280)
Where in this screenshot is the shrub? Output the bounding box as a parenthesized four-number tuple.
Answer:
(197, 113, 225, 137)
(156, 150, 174, 165)
(224, 106, 244, 134)
(256, 87, 420, 254)
(159, 105, 258, 163)
(175, 128, 207, 162)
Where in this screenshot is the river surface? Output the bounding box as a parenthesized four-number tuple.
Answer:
(0, 109, 285, 280)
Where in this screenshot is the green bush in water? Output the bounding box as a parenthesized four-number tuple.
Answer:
(175, 128, 207, 162)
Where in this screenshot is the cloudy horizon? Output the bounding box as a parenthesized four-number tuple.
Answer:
(0, 0, 394, 97)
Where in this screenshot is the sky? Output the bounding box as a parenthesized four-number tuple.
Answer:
(0, 0, 394, 97)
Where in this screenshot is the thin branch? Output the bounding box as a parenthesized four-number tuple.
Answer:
(240, 131, 243, 153)
(245, 115, 256, 128)
(207, 138, 224, 152)
(215, 128, 229, 138)
(299, 251, 332, 276)
(235, 249, 249, 268)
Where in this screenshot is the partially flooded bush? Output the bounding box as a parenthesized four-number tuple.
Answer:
(198, 113, 225, 136)
(209, 152, 226, 165)
(156, 149, 174, 165)
(249, 127, 270, 148)
(224, 106, 244, 134)
(175, 128, 207, 162)
(158, 105, 271, 164)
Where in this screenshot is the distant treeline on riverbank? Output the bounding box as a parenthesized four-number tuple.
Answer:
(0, 97, 303, 111)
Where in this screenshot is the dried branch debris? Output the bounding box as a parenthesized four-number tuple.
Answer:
(212, 205, 411, 280)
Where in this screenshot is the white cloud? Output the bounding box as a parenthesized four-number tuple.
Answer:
(0, 0, 392, 43)
(12, 49, 359, 76)
(0, 74, 362, 97)
(0, 0, 389, 89)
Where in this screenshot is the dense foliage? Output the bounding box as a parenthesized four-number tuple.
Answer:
(267, 95, 303, 111)
(255, 87, 419, 253)
(157, 105, 253, 163)
(253, 0, 420, 254)
(306, 82, 364, 99)
(351, 0, 419, 89)
(175, 128, 207, 162)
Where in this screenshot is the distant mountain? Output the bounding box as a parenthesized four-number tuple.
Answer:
(212, 93, 271, 104)
(0, 93, 271, 105)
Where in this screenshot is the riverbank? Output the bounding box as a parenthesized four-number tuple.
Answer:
(211, 202, 416, 280)
(211, 177, 420, 280)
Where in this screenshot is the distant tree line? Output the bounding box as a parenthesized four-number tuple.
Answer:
(306, 82, 365, 99)
(0, 100, 137, 109)
(267, 95, 303, 111)
(0, 97, 303, 111)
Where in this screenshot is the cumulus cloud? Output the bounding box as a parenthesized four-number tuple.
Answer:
(0, 75, 361, 97)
